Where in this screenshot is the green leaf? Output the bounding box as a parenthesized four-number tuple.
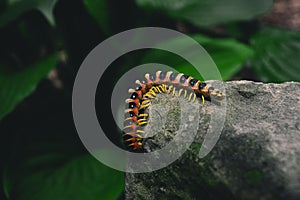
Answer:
(194, 35, 254, 80)
(135, 0, 273, 27)
(141, 34, 254, 80)
(3, 151, 124, 200)
(83, 0, 110, 34)
(0, 54, 58, 121)
(0, 0, 58, 27)
(250, 27, 300, 82)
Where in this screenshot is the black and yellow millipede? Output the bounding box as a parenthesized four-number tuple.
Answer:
(123, 71, 225, 151)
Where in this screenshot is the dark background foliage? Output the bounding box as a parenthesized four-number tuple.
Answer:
(0, 0, 299, 199)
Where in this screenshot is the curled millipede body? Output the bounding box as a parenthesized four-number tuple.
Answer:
(123, 71, 225, 151)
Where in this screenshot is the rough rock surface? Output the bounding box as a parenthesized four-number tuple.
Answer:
(125, 81, 300, 200)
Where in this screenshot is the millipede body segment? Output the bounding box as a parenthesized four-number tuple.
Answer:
(123, 71, 225, 151)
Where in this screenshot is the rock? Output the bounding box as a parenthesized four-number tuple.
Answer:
(125, 81, 300, 200)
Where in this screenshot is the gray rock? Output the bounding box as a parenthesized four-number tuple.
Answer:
(125, 81, 300, 200)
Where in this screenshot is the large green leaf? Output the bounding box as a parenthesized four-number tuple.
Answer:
(141, 34, 254, 80)
(83, 0, 110, 34)
(0, 0, 58, 26)
(3, 150, 124, 200)
(250, 28, 300, 82)
(0, 54, 58, 121)
(135, 0, 273, 27)
(194, 35, 254, 80)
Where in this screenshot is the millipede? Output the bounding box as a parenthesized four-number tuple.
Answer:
(123, 71, 225, 152)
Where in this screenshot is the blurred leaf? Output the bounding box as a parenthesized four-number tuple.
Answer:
(3, 151, 124, 200)
(224, 21, 260, 40)
(194, 35, 254, 80)
(83, 0, 110, 34)
(0, 54, 58, 121)
(0, 0, 58, 26)
(141, 34, 254, 80)
(250, 28, 300, 82)
(135, 0, 273, 27)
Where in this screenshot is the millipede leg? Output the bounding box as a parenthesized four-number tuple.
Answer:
(128, 89, 135, 93)
(192, 93, 196, 102)
(178, 88, 183, 97)
(135, 80, 142, 85)
(125, 99, 134, 103)
(139, 103, 150, 109)
(188, 92, 193, 101)
(148, 89, 156, 97)
(124, 117, 134, 121)
(167, 85, 173, 94)
(124, 109, 132, 113)
(136, 130, 145, 134)
(122, 132, 134, 137)
(150, 89, 157, 96)
(151, 87, 158, 93)
(155, 86, 162, 93)
(144, 94, 155, 99)
(183, 89, 187, 98)
(159, 85, 167, 92)
(123, 125, 134, 130)
(148, 89, 157, 97)
(137, 121, 147, 126)
(172, 87, 176, 97)
(125, 137, 142, 143)
(137, 118, 147, 123)
(142, 99, 150, 104)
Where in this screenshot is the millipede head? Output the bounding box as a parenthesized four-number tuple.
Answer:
(209, 89, 225, 101)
